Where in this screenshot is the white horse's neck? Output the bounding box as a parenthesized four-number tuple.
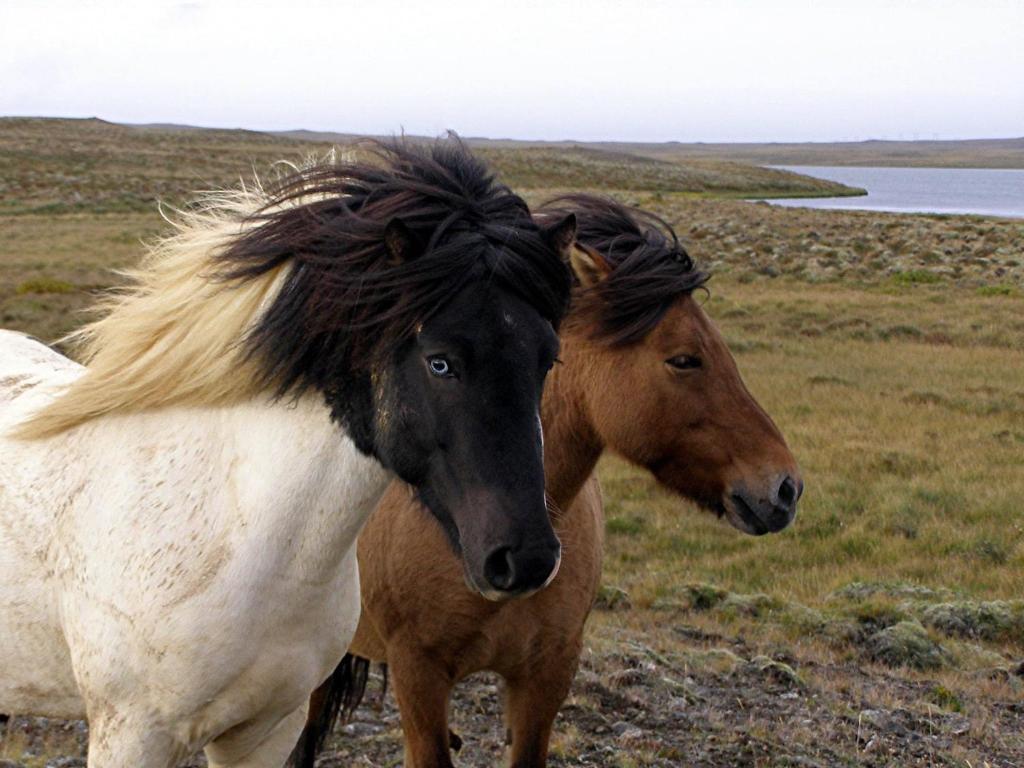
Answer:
(18, 378, 392, 589)
(208, 395, 393, 574)
(2, 329, 394, 580)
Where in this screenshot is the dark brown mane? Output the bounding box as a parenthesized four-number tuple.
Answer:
(217, 137, 572, 397)
(537, 194, 708, 345)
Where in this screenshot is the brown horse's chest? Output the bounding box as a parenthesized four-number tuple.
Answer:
(354, 476, 605, 682)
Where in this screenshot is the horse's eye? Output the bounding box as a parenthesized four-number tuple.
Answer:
(427, 356, 453, 378)
(666, 354, 702, 371)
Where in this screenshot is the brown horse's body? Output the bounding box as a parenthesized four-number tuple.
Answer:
(351, 476, 602, 767)
(294, 197, 803, 768)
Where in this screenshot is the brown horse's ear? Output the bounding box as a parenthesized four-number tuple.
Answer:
(570, 243, 611, 288)
(384, 217, 418, 264)
(541, 213, 577, 262)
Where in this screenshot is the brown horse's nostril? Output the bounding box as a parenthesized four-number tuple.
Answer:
(729, 474, 800, 536)
(777, 475, 799, 509)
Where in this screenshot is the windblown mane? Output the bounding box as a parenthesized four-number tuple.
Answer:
(538, 194, 708, 345)
(17, 138, 570, 439)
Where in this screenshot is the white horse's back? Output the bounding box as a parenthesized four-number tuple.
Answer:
(0, 330, 79, 376)
(0, 331, 82, 432)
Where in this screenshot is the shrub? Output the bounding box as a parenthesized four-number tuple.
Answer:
(921, 600, 1024, 642)
(15, 277, 76, 295)
(866, 620, 951, 670)
(892, 270, 942, 285)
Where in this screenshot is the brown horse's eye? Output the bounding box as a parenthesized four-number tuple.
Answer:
(666, 354, 702, 371)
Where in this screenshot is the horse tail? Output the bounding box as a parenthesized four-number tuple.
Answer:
(288, 653, 377, 768)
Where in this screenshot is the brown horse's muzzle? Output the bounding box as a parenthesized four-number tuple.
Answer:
(725, 472, 803, 535)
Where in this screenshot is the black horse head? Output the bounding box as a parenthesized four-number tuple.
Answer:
(219, 137, 575, 599)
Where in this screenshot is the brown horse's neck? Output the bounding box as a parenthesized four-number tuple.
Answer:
(541, 333, 604, 515)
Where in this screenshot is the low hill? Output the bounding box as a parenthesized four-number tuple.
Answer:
(609, 137, 1024, 169)
(0, 118, 861, 216)
(475, 145, 861, 198)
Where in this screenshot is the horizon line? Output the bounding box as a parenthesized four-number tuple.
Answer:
(3, 114, 1023, 147)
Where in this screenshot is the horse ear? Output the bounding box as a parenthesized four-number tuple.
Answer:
(384, 217, 418, 263)
(569, 243, 611, 288)
(542, 213, 577, 262)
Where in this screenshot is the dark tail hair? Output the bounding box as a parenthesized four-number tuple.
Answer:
(288, 654, 380, 768)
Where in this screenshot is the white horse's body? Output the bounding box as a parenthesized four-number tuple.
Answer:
(0, 331, 391, 766)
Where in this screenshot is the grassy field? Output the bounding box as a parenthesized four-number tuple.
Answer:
(0, 117, 862, 217)
(1, 119, 1023, 767)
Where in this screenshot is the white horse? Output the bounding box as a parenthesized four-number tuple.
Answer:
(0, 140, 575, 767)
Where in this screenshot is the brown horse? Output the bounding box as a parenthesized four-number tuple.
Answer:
(292, 195, 803, 768)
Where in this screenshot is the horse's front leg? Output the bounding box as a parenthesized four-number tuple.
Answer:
(388, 645, 456, 768)
(504, 655, 578, 768)
(205, 705, 308, 768)
(85, 712, 187, 768)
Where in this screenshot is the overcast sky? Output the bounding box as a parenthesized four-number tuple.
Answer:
(2, 0, 1021, 142)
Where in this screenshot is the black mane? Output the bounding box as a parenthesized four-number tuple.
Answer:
(538, 194, 708, 345)
(216, 137, 571, 403)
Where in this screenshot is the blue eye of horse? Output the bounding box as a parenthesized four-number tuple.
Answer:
(428, 356, 452, 377)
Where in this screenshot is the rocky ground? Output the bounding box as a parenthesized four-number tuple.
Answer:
(237, 583, 1024, 768)
(5, 584, 1023, 767)
(644, 195, 1023, 288)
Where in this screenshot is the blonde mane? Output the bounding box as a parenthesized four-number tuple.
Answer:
(14, 182, 291, 440)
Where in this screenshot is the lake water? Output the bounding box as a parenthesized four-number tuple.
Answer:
(767, 166, 1024, 219)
